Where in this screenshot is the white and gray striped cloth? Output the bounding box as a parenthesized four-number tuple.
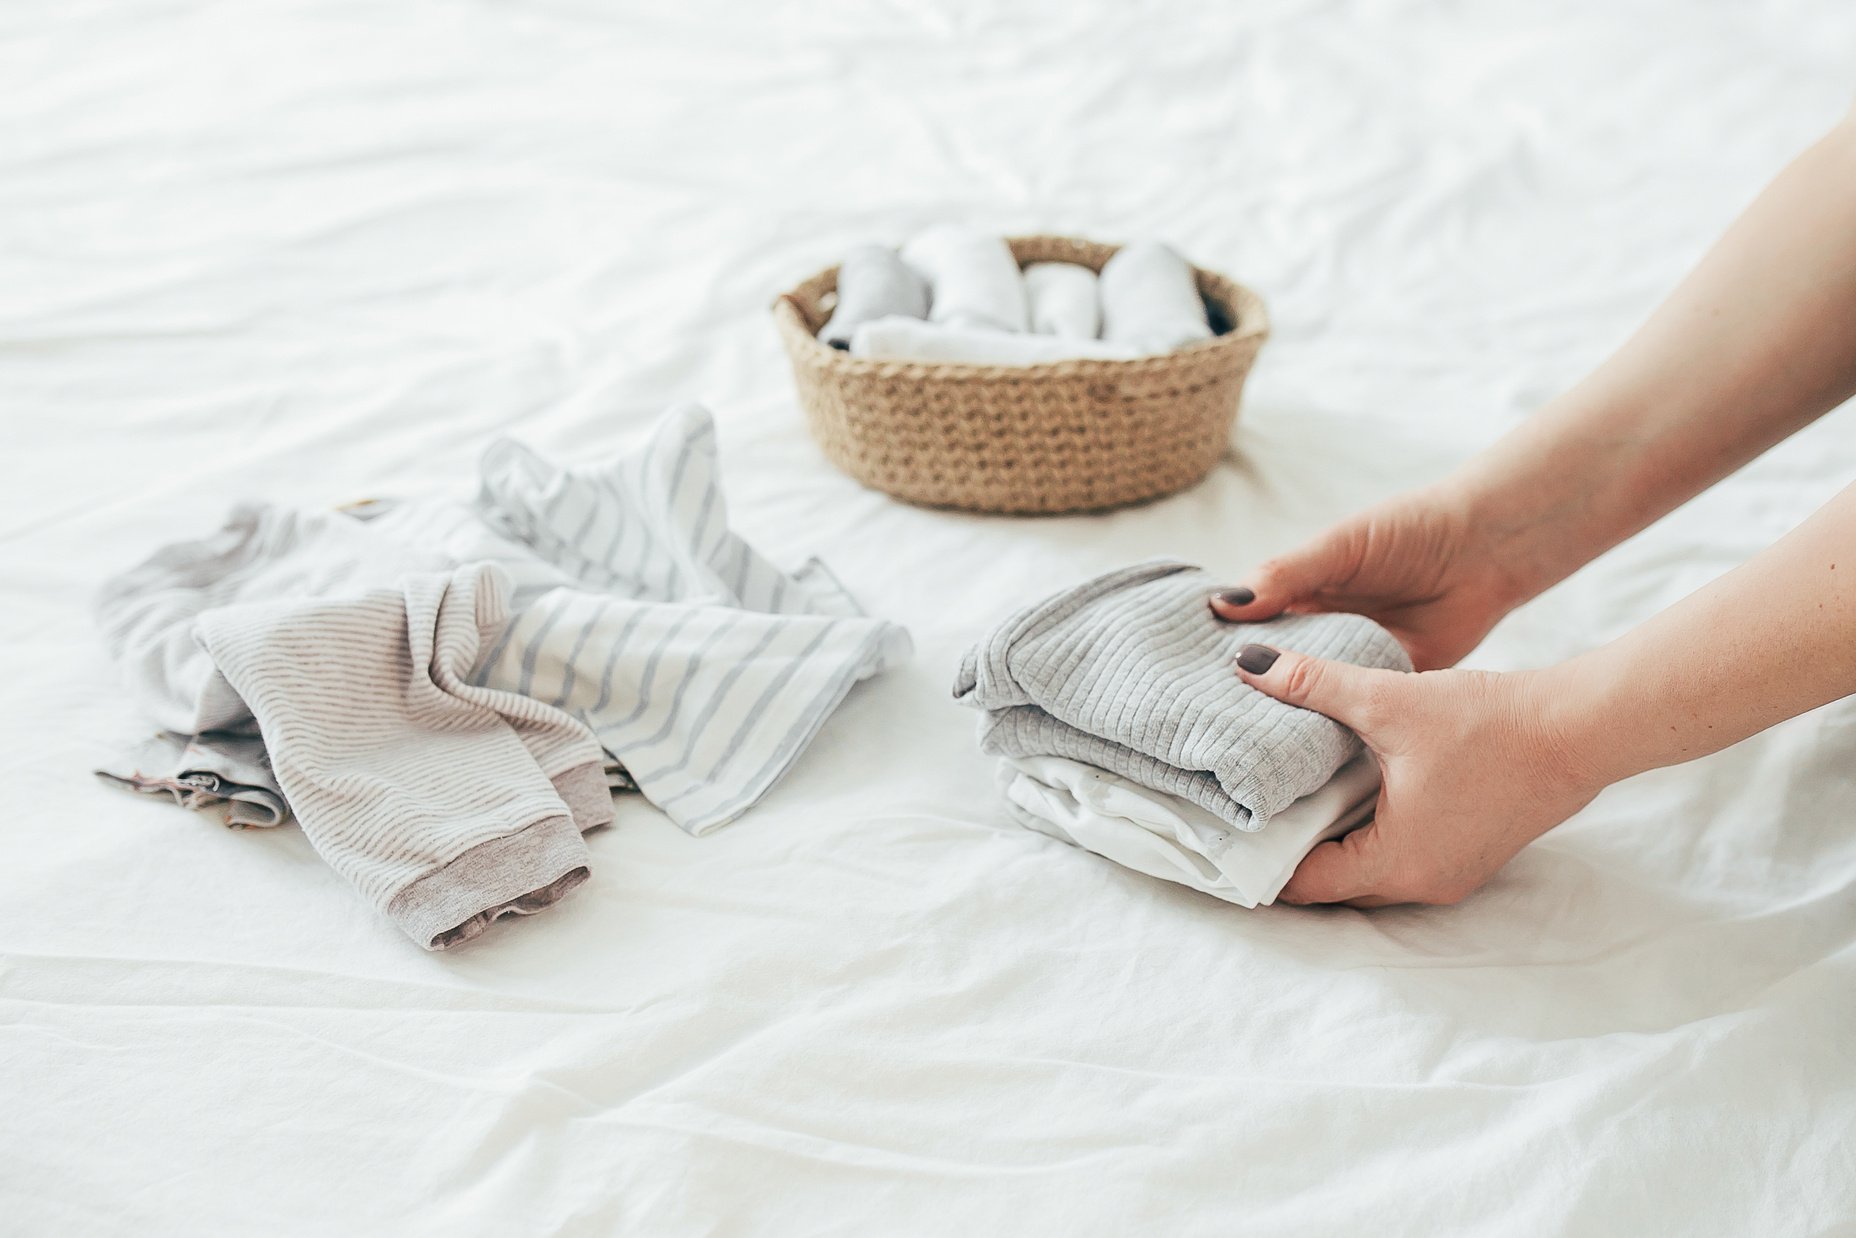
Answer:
(97, 404, 911, 946)
(382, 404, 912, 832)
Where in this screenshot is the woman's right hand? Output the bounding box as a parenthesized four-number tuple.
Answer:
(1209, 483, 1535, 670)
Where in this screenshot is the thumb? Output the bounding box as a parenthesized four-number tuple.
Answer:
(1208, 536, 1347, 621)
(1232, 644, 1400, 738)
(1278, 818, 1392, 905)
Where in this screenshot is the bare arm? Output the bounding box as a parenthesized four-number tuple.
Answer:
(1216, 107, 1856, 907)
(1459, 107, 1856, 602)
(1560, 478, 1856, 783)
(1213, 108, 1856, 671)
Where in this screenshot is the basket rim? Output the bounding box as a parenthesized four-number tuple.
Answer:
(771, 233, 1269, 379)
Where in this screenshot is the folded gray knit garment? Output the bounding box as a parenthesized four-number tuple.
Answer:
(953, 561, 1412, 831)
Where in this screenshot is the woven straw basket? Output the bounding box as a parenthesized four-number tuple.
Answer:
(773, 235, 1269, 515)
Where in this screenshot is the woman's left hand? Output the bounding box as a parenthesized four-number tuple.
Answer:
(1233, 643, 1605, 906)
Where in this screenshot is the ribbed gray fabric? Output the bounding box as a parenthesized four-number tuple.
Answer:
(953, 561, 1412, 832)
(193, 564, 612, 950)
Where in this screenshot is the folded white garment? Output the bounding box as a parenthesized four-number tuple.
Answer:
(1098, 240, 1213, 353)
(999, 750, 1380, 908)
(849, 316, 1140, 366)
(1022, 261, 1101, 339)
(818, 244, 930, 350)
(900, 225, 1030, 333)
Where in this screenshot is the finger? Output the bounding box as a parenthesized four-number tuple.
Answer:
(1232, 644, 1403, 736)
(1278, 818, 1392, 904)
(1207, 537, 1345, 622)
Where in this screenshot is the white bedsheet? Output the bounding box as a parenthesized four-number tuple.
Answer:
(4, 2, 1854, 1233)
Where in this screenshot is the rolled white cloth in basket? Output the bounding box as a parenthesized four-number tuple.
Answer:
(818, 244, 930, 350)
(1099, 241, 1214, 352)
(1023, 262, 1101, 339)
(901, 225, 1030, 333)
(849, 316, 1141, 365)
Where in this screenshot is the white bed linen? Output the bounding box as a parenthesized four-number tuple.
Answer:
(3, 2, 1854, 1233)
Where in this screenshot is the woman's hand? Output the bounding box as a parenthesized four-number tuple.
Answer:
(1204, 112, 1856, 906)
(1229, 474, 1856, 907)
(1208, 484, 1535, 671)
(1217, 109, 1856, 676)
(1232, 643, 1603, 906)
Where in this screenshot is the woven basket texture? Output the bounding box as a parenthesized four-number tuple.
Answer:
(773, 235, 1269, 515)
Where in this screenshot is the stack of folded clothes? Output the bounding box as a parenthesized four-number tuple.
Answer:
(818, 226, 1215, 364)
(954, 561, 1412, 907)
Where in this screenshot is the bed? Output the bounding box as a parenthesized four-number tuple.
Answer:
(4, 2, 1853, 1232)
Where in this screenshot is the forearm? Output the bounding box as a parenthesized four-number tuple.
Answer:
(1449, 112, 1856, 602)
(1548, 479, 1856, 785)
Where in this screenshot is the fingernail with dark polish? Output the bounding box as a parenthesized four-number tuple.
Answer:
(1236, 643, 1280, 674)
(1214, 587, 1254, 607)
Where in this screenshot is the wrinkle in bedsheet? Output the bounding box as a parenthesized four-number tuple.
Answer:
(5, 0, 1856, 1234)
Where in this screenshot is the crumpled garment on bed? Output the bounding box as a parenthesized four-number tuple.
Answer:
(100, 403, 909, 836)
(95, 404, 911, 944)
(200, 563, 614, 950)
